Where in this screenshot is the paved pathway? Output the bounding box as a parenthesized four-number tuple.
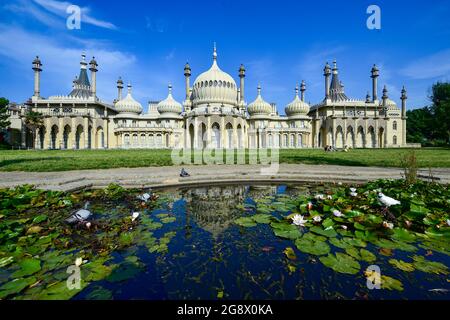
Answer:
(0, 164, 448, 191)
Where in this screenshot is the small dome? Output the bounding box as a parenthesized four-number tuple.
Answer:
(285, 85, 310, 116)
(247, 85, 272, 116)
(157, 84, 183, 115)
(115, 84, 143, 114)
(383, 98, 398, 110)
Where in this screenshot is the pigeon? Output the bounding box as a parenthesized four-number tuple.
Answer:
(180, 168, 190, 177)
(378, 193, 401, 207)
(66, 202, 91, 224)
(131, 212, 140, 222)
(137, 193, 151, 202)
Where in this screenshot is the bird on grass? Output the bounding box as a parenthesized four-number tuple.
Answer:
(66, 202, 92, 224)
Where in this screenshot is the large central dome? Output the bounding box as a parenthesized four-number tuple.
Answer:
(192, 46, 238, 107)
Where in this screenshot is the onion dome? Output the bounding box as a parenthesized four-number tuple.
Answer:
(184, 62, 191, 76)
(32, 56, 42, 71)
(381, 85, 398, 110)
(247, 85, 272, 116)
(157, 84, 183, 115)
(191, 44, 238, 106)
(89, 56, 98, 71)
(285, 84, 310, 116)
(115, 83, 143, 114)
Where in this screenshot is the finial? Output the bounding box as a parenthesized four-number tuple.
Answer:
(401, 86, 407, 99)
(128, 82, 132, 94)
(257, 84, 261, 96)
(295, 84, 299, 96)
(168, 83, 172, 94)
(301, 80, 306, 90)
(213, 42, 217, 61)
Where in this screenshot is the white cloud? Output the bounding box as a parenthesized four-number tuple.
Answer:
(8, 0, 118, 30)
(0, 25, 134, 102)
(400, 49, 450, 80)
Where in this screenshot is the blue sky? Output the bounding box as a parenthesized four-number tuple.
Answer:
(0, 0, 449, 113)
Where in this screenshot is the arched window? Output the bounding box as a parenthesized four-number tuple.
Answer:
(290, 134, 295, 147)
(393, 121, 397, 131)
(132, 134, 138, 146)
(124, 134, 130, 147)
(393, 135, 397, 145)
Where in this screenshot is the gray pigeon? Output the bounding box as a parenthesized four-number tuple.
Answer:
(66, 202, 92, 224)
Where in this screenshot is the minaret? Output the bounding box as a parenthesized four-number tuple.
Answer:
(117, 77, 124, 100)
(239, 64, 246, 103)
(382, 85, 388, 106)
(323, 62, 331, 99)
(184, 62, 191, 100)
(89, 56, 98, 98)
(401, 86, 407, 145)
(300, 80, 306, 102)
(371, 64, 379, 102)
(32, 56, 42, 98)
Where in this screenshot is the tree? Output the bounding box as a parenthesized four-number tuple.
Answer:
(24, 110, 44, 148)
(406, 107, 433, 145)
(0, 97, 11, 142)
(429, 82, 450, 144)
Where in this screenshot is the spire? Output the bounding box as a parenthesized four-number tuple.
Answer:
(257, 84, 261, 96)
(328, 60, 348, 102)
(213, 42, 217, 61)
(128, 83, 132, 95)
(382, 85, 388, 99)
(300, 80, 306, 101)
(295, 84, 299, 97)
(168, 83, 173, 95)
(366, 92, 371, 103)
(80, 53, 87, 69)
(184, 61, 191, 76)
(401, 86, 407, 99)
(332, 60, 338, 74)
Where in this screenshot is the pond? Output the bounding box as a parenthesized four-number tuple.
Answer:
(0, 180, 449, 300)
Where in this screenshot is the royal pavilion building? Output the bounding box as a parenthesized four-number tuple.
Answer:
(5, 46, 407, 150)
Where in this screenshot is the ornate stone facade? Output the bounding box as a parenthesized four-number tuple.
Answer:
(6, 47, 407, 150)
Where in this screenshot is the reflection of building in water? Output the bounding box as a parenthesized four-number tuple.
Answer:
(246, 185, 278, 200)
(182, 185, 246, 238)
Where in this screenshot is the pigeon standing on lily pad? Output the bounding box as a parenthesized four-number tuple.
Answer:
(378, 193, 401, 220)
(66, 202, 92, 224)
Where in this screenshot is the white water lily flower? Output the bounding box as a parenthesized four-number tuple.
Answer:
(131, 212, 140, 222)
(350, 188, 357, 193)
(327, 195, 333, 200)
(446, 219, 450, 227)
(342, 225, 348, 230)
(315, 194, 325, 200)
(75, 257, 83, 267)
(333, 210, 343, 217)
(383, 221, 394, 229)
(350, 192, 358, 197)
(313, 216, 322, 223)
(292, 214, 308, 227)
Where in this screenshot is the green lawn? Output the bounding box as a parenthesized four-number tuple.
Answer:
(0, 148, 449, 172)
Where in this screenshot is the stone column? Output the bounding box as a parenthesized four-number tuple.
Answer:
(57, 117, 64, 149)
(193, 118, 199, 149)
(84, 117, 89, 149)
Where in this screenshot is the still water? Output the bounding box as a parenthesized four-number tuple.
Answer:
(74, 184, 449, 300)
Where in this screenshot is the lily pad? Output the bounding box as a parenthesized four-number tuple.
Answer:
(309, 226, 337, 238)
(295, 237, 331, 256)
(381, 275, 404, 291)
(234, 217, 257, 228)
(388, 259, 415, 272)
(360, 249, 376, 263)
(283, 247, 297, 260)
(319, 253, 361, 275)
(0, 277, 37, 299)
(86, 287, 113, 300)
(251, 214, 272, 224)
(412, 255, 449, 275)
(12, 258, 41, 278)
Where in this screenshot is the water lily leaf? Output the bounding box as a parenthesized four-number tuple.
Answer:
(319, 253, 360, 275)
(160, 216, 176, 224)
(295, 237, 330, 256)
(354, 222, 367, 230)
(106, 262, 141, 283)
(32, 214, 48, 224)
(251, 214, 272, 224)
(86, 287, 113, 300)
(355, 230, 377, 242)
(0, 277, 36, 299)
(388, 259, 415, 272)
(329, 238, 353, 249)
(412, 255, 449, 275)
(322, 218, 334, 229)
(34, 280, 85, 300)
(381, 275, 404, 291)
(418, 240, 450, 256)
(391, 228, 416, 242)
(409, 203, 430, 217)
(360, 249, 376, 263)
(342, 237, 367, 248)
(344, 210, 363, 218)
(0, 256, 13, 268)
(345, 247, 361, 260)
(84, 261, 113, 281)
(283, 247, 297, 260)
(309, 226, 337, 238)
(372, 239, 417, 252)
(273, 227, 302, 240)
(12, 258, 41, 278)
(234, 217, 257, 228)
(26, 226, 42, 235)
